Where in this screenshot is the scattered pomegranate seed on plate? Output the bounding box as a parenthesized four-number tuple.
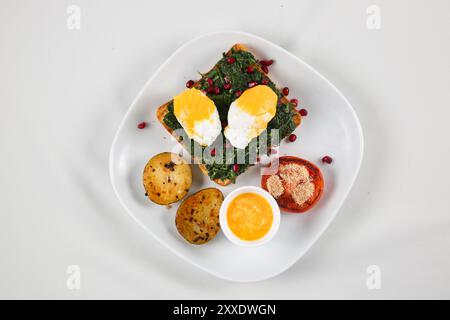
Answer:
(232, 164, 240, 172)
(235, 90, 242, 97)
(288, 134, 297, 142)
(214, 86, 221, 94)
(207, 78, 213, 86)
(210, 148, 216, 156)
(260, 59, 274, 66)
(282, 87, 289, 96)
(246, 66, 254, 73)
(227, 57, 235, 64)
(186, 80, 194, 88)
(137, 122, 146, 129)
(261, 65, 269, 74)
(299, 108, 308, 116)
(322, 156, 333, 164)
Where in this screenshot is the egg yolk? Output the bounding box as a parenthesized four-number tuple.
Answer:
(227, 193, 273, 241)
(173, 88, 217, 139)
(235, 85, 277, 116)
(234, 85, 277, 139)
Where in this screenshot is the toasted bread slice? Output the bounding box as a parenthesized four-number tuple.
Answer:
(156, 44, 301, 186)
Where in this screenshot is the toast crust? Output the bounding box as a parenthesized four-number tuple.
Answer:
(156, 44, 301, 186)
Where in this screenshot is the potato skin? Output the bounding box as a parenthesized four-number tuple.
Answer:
(175, 188, 223, 245)
(143, 152, 192, 205)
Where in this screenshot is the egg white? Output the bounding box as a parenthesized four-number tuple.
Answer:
(224, 100, 275, 149)
(184, 111, 221, 147)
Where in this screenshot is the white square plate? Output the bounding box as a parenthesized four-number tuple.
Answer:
(109, 31, 363, 282)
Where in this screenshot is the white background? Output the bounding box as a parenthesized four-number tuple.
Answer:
(1, 0, 449, 299)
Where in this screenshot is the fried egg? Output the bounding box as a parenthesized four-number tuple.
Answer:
(224, 85, 278, 149)
(173, 88, 221, 147)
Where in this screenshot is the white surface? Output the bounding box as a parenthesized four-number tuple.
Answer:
(0, 0, 449, 298)
(110, 31, 363, 281)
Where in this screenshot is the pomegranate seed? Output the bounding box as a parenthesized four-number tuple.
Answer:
(207, 78, 213, 86)
(322, 156, 333, 164)
(261, 78, 269, 85)
(282, 87, 289, 96)
(246, 66, 254, 73)
(299, 108, 308, 116)
(227, 57, 235, 64)
(288, 134, 297, 142)
(223, 83, 232, 90)
(207, 86, 214, 94)
(256, 156, 260, 162)
(232, 164, 240, 172)
(186, 80, 195, 88)
(214, 86, 221, 94)
(210, 148, 216, 156)
(137, 122, 146, 129)
(260, 59, 274, 66)
(290, 98, 298, 107)
(248, 81, 257, 88)
(235, 90, 242, 97)
(261, 65, 269, 74)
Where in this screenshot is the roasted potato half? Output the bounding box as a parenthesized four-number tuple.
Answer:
(143, 152, 192, 205)
(175, 188, 223, 245)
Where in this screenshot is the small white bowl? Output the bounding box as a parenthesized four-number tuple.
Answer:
(219, 186, 280, 247)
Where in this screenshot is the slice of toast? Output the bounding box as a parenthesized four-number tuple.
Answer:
(156, 44, 301, 186)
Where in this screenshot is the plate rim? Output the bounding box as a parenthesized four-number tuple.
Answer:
(109, 30, 364, 282)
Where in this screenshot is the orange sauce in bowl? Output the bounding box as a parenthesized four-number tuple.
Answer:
(226, 193, 273, 241)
